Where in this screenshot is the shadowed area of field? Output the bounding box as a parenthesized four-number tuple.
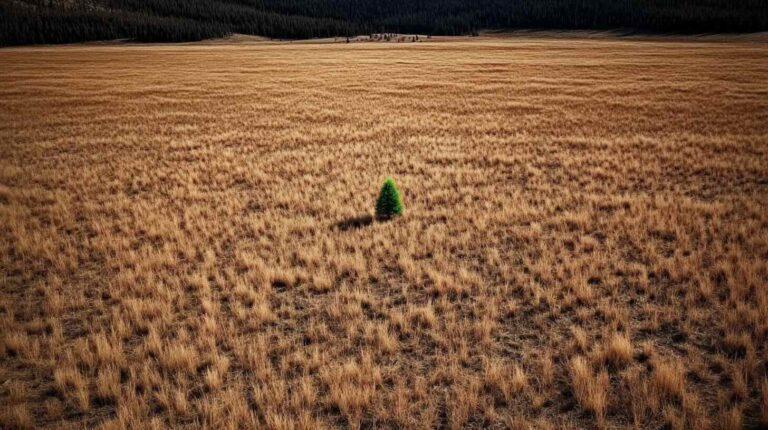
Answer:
(1, 37, 767, 429)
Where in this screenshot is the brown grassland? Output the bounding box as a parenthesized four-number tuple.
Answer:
(1, 35, 767, 429)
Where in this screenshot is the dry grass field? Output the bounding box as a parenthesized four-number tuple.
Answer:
(1, 35, 767, 429)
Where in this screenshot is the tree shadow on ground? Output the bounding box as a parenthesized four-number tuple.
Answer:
(334, 214, 374, 231)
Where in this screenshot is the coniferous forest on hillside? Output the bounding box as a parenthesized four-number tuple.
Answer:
(1, 0, 767, 46)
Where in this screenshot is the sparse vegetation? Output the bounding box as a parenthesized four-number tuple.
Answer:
(0, 35, 766, 429)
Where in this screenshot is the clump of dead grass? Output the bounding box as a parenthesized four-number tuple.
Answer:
(569, 356, 609, 421)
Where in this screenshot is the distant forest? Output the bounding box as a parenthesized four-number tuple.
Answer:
(2, 0, 767, 46)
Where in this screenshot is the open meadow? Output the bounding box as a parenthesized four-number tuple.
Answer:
(1, 35, 767, 429)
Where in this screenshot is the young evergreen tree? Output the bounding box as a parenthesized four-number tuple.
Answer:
(375, 178, 404, 220)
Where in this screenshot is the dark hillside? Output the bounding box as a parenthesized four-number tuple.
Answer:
(2, 0, 767, 46)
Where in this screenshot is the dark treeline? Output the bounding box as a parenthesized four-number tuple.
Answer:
(2, 0, 767, 46)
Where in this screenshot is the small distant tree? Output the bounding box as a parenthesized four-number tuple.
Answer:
(375, 178, 404, 220)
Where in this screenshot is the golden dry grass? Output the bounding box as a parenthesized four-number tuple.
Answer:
(1, 36, 767, 429)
